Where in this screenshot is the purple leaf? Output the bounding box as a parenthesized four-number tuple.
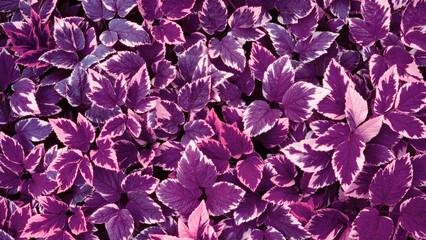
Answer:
(345, 86, 368, 129)
(282, 139, 331, 173)
(15, 118, 52, 143)
(306, 209, 348, 240)
(369, 155, 413, 206)
(332, 135, 366, 191)
(399, 196, 426, 239)
(265, 205, 310, 240)
(121, 172, 159, 194)
(373, 66, 399, 115)
(236, 155, 264, 191)
(308, 163, 338, 189)
(228, 6, 261, 29)
(209, 36, 245, 72)
(62, 67, 91, 107)
(81, 0, 115, 22)
(0, 132, 24, 173)
(402, 29, 426, 52)
(282, 82, 330, 122)
(89, 204, 120, 224)
(314, 123, 350, 151)
(275, 0, 313, 24)
(161, 0, 195, 20)
(8, 204, 32, 239)
(178, 41, 207, 82)
(243, 100, 282, 137)
(100, 30, 118, 47)
(136, 0, 162, 21)
(263, 186, 301, 206)
(100, 51, 146, 78)
(233, 192, 267, 225)
(24, 144, 44, 172)
(0, 49, 20, 91)
(294, 31, 339, 63)
(199, 0, 227, 35)
(10, 78, 40, 117)
(106, 209, 134, 240)
(90, 138, 119, 171)
(287, 5, 319, 40)
(197, 139, 231, 175)
(177, 141, 217, 189)
(156, 179, 202, 214)
(103, 0, 136, 17)
(87, 70, 127, 109)
(263, 23, 295, 56)
(182, 120, 214, 146)
(370, 46, 423, 86)
(184, 200, 210, 239)
(262, 55, 294, 102)
(384, 112, 426, 139)
(177, 76, 211, 113)
(68, 207, 87, 235)
(348, 0, 390, 46)
(256, 118, 289, 149)
(27, 173, 58, 198)
(395, 82, 426, 113)
(99, 114, 126, 138)
(205, 181, 245, 216)
(412, 155, 426, 187)
(364, 144, 394, 166)
(353, 116, 383, 143)
(234, 65, 255, 96)
(317, 59, 352, 120)
(248, 43, 276, 80)
(93, 167, 124, 202)
(153, 141, 184, 171)
(126, 192, 165, 224)
(267, 155, 297, 188)
(152, 19, 185, 45)
(350, 207, 394, 239)
(22, 214, 67, 239)
(152, 59, 176, 89)
(49, 113, 95, 152)
(0, 0, 18, 12)
(155, 100, 185, 134)
(39, 49, 79, 69)
(219, 122, 254, 159)
(53, 17, 85, 52)
(346, 165, 380, 199)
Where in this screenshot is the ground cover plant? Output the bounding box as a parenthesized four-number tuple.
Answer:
(0, 0, 425, 239)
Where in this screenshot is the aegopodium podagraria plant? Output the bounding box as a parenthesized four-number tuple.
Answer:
(0, 0, 425, 239)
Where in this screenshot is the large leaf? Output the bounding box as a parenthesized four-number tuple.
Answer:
(399, 196, 426, 239)
(349, 0, 390, 46)
(177, 141, 217, 189)
(209, 36, 245, 72)
(369, 154, 413, 206)
(262, 55, 294, 102)
(177, 76, 211, 113)
(350, 207, 394, 239)
(199, 0, 227, 35)
(205, 181, 244, 216)
(243, 100, 282, 137)
(282, 82, 330, 122)
(49, 113, 95, 152)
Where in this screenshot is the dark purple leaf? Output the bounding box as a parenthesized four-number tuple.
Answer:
(294, 31, 339, 63)
(161, 0, 195, 20)
(82, 0, 115, 22)
(205, 181, 244, 216)
(350, 207, 393, 239)
(263, 23, 295, 56)
(0, 49, 19, 91)
(369, 154, 413, 206)
(152, 19, 185, 45)
(156, 179, 202, 214)
(100, 51, 146, 78)
(209, 36, 245, 72)
(243, 100, 282, 137)
(262, 55, 294, 102)
(177, 76, 211, 113)
(349, 0, 390, 46)
(282, 82, 330, 122)
(219, 122, 254, 159)
(199, 0, 227, 35)
(399, 196, 426, 239)
(103, 0, 136, 17)
(306, 209, 348, 240)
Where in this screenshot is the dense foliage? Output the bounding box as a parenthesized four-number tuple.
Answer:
(0, 0, 425, 239)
